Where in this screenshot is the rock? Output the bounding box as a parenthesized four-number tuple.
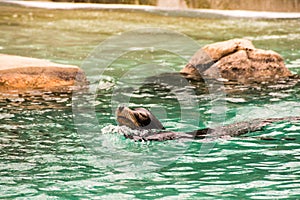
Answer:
(180, 39, 292, 84)
(0, 54, 86, 91)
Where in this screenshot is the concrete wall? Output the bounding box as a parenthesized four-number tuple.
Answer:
(52, 0, 157, 5)
(186, 0, 300, 12)
(51, 0, 300, 12)
(157, 0, 188, 9)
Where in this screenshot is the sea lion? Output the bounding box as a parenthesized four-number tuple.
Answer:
(116, 106, 299, 141)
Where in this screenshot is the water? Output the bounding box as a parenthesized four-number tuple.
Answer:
(1, 3, 300, 199)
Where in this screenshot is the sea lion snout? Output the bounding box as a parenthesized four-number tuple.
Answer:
(116, 106, 139, 129)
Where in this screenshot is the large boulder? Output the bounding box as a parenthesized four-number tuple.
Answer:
(180, 39, 292, 84)
(0, 54, 86, 91)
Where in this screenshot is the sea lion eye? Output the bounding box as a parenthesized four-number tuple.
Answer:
(133, 112, 151, 127)
(133, 112, 140, 120)
(134, 112, 147, 121)
(139, 113, 147, 119)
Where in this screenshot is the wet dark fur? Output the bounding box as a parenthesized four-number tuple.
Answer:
(116, 106, 299, 141)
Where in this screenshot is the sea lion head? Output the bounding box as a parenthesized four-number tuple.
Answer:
(116, 106, 165, 130)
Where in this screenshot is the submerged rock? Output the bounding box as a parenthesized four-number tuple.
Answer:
(180, 39, 292, 84)
(0, 54, 86, 91)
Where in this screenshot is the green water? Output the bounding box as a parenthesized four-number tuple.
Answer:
(1, 3, 300, 199)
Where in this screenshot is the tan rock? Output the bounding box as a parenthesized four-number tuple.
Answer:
(0, 54, 86, 91)
(202, 38, 255, 60)
(180, 39, 292, 84)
